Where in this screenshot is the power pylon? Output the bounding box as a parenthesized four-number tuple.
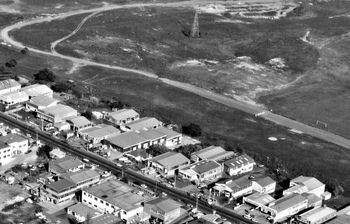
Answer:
(190, 11, 200, 38)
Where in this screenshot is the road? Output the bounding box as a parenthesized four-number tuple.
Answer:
(2, 2, 350, 149)
(0, 112, 254, 224)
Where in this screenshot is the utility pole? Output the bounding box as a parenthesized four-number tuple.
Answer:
(190, 11, 200, 38)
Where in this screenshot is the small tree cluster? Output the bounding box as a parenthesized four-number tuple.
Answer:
(181, 123, 202, 137)
(146, 144, 169, 157)
(33, 68, 56, 82)
(175, 144, 202, 159)
(36, 145, 53, 159)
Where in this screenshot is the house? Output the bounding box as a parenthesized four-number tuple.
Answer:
(191, 146, 235, 163)
(81, 179, 152, 223)
(144, 198, 182, 224)
(296, 206, 336, 224)
(252, 176, 276, 194)
(179, 160, 222, 185)
(0, 91, 29, 110)
(67, 203, 122, 224)
(0, 133, 29, 155)
(283, 176, 325, 198)
(223, 154, 255, 176)
(0, 141, 12, 166)
(67, 116, 93, 132)
(20, 84, 53, 98)
(79, 124, 121, 144)
(26, 95, 58, 112)
(0, 79, 21, 95)
(105, 109, 139, 126)
(49, 156, 85, 175)
(49, 148, 66, 159)
(213, 176, 253, 199)
(243, 192, 275, 208)
(148, 151, 190, 177)
(125, 117, 162, 131)
(125, 149, 152, 162)
(37, 104, 78, 123)
(199, 214, 225, 224)
(153, 126, 182, 147)
(265, 193, 309, 223)
(54, 122, 71, 132)
(327, 215, 350, 224)
(41, 169, 100, 205)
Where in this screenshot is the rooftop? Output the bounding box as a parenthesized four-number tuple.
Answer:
(217, 176, 252, 191)
(68, 203, 101, 219)
(298, 206, 336, 222)
(80, 125, 120, 139)
(0, 91, 28, 102)
(150, 151, 190, 170)
(224, 154, 255, 169)
(0, 133, 28, 144)
(63, 169, 99, 185)
(137, 128, 166, 140)
(108, 109, 139, 121)
(270, 193, 307, 212)
(291, 176, 324, 192)
(42, 104, 77, 117)
(20, 84, 52, 97)
(154, 126, 181, 139)
(126, 149, 150, 159)
(327, 214, 350, 224)
(29, 95, 58, 107)
(0, 79, 20, 91)
(106, 131, 148, 149)
(245, 192, 275, 205)
(68, 116, 92, 127)
(49, 156, 84, 174)
(191, 160, 221, 174)
(47, 178, 76, 193)
(90, 214, 122, 224)
(126, 117, 162, 131)
(146, 197, 182, 213)
(192, 146, 226, 158)
(254, 176, 276, 187)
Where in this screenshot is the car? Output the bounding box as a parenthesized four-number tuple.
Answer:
(162, 192, 167, 197)
(140, 184, 147, 189)
(248, 175, 255, 179)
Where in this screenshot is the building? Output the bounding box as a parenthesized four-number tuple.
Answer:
(26, 95, 58, 112)
(223, 154, 255, 176)
(49, 156, 85, 175)
(0, 133, 29, 155)
(49, 148, 66, 159)
(37, 104, 78, 123)
(106, 109, 139, 126)
(54, 122, 71, 132)
(20, 84, 53, 98)
(80, 124, 121, 144)
(41, 169, 100, 205)
(296, 206, 336, 224)
(0, 91, 29, 110)
(179, 160, 222, 185)
(213, 176, 253, 199)
(265, 193, 309, 223)
(148, 152, 190, 177)
(0, 141, 12, 166)
(82, 179, 151, 223)
(0, 79, 21, 95)
(153, 126, 182, 147)
(327, 214, 350, 224)
(67, 203, 122, 224)
(125, 117, 162, 131)
(67, 116, 93, 132)
(191, 146, 235, 163)
(125, 149, 152, 162)
(252, 176, 276, 194)
(283, 176, 325, 198)
(243, 192, 275, 208)
(144, 198, 182, 224)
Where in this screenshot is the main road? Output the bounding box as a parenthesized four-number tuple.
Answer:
(1, 1, 350, 149)
(0, 112, 254, 224)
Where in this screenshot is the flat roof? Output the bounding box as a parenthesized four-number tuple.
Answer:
(68, 203, 101, 219)
(254, 176, 275, 187)
(90, 214, 122, 224)
(150, 151, 189, 170)
(63, 169, 99, 185)
(106, 131, 148, 149)
(68, 116, 92, 127)
(29, 95, 58, 107)
(49, 156, 83, 173)
(0, 91, 28, 102)
(327, 214, 350, 224)
(154, 126, 181, 139)
(270, 193, 307, 212)
(0, 133, 28, 144)
(217, 176, 252, 190)
(137, 128, 166, 140)
(145, 197, 182, 213)
(126, 117, 162, 131)
(47, 178, 76, 193)
(0, 79, 20, 91)
(245, 192, 275, 205)
(42, 104, 77, 117)
(81, 125, 120, 139)
(108, 109, 139, 120)
(224, 154, 255, 168)
(299, 206, 336, 222)
(291, 176, 324, 191)
(20, 84, 52, 97)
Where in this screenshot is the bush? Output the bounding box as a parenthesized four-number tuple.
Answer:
(146, 144, 169, 157)
(175, 144, 201, 158)
(182, 123, 202, 137)
(37, 145, 53, 159)
(5, 59, 17, 68)
(33, 68, 56, 82)
(51, 82, 71, 93)
(81, 110, 93, 120)
(21, 47, 29, 54)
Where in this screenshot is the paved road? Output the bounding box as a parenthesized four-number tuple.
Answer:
(2, 2, 350, 149)
(0, 112, 254, 224)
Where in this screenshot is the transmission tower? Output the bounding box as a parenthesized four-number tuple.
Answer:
(190, 11, 200, 38)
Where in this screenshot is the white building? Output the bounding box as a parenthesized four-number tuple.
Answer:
(0, 91, 29, 109)
(105, 109, 139, 126)
(252, 176, 276, 194)
(283, 176, 325, 198)
(26, 95, 58, 112)
(148, 152, 190, 177)
(0, 133, 29, 155)
(37, 104, 78, 124)
(191, 145, 235, 163)
(179, 160, 222, 185)
(213, 176, 253, 199)
(0, 141, 12, 166)
(20, 84, 53, 98)
(296, 206, 336, 224)
(0, 79, 21, 96)
(223, 154, 255, 176)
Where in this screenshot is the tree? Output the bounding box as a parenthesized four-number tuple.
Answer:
(81, 110, 93, 120)
(5, 59, 17, 68)
(21, 47, 29, 54)
(33, 68, 56, 82)
(51, 82, 71, 92)
(182, 123, 202, 137)
(146, 144, 169, 157)
(175, 144, 201, 159)
(36, 145, 53, 159)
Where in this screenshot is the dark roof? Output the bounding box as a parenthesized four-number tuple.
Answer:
(192, 160, 221, 174)
(146, 197, 182, 213)
(47, 179, 76, 193)
(0, 134, 28, 144)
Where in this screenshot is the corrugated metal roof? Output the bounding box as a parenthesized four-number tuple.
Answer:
(126, 117, 162, 131)
(150, 151, 189, 170)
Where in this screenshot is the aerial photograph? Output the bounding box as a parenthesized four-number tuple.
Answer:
(0, 0, 350, 223)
